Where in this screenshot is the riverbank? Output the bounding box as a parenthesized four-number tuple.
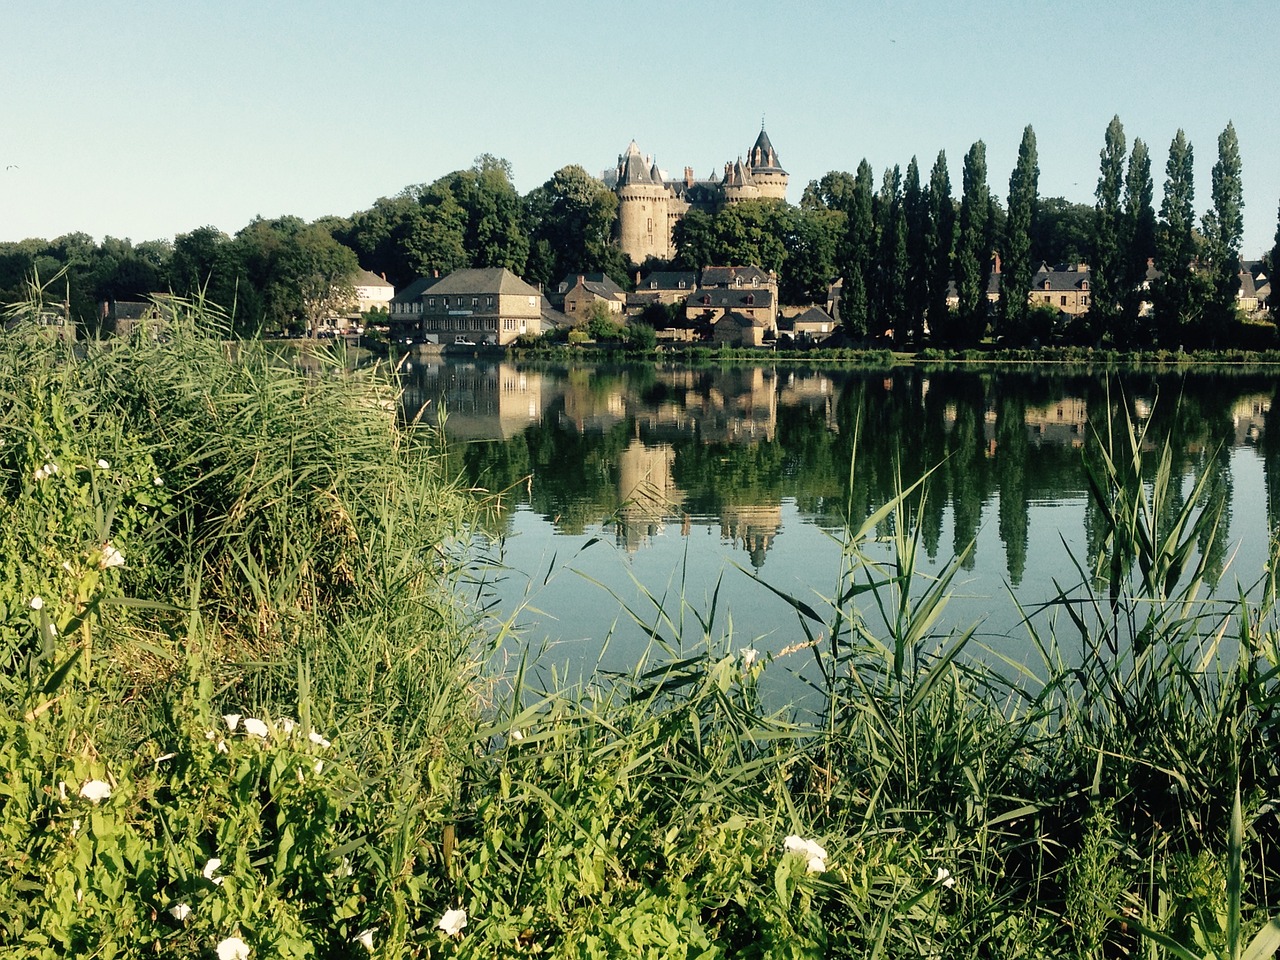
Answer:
(2, 297, 1278, 958)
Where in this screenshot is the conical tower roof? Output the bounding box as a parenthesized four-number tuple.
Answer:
(749, 127, 785, 174)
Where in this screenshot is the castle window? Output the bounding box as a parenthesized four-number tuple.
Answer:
(678, 281, 686, 289)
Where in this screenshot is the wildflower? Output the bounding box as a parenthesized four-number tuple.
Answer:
(242, 717, 269, 738)
(354, 929, 375, 951)
(96, 459, 110, 469)
(308, 730, 331, 748)
(215, 937, 250, 960)
(437, 907, 468, 936)
(99, 543, 125, 569)
(79, 779, 112, 804)
(71, 818, 80, 836)
(510, 728, 525, 742)
(217, 741, 229, 754)
(47, 622, 57, 636)
(740, 648, 758, 669)
(313, 760, 324, 775)
(935, 867, 955, 889)
(153, 476, 164, 486)
(29, 596, 43, 611)
(223, 714, 241, 732)
(168, 903, 192, 921)
(46, 462, 58, 475)
(203, 858, 224, 885)
(279, 718, 296, 736)
(58, 781, 68, 801)
(783, 835, 828, 873)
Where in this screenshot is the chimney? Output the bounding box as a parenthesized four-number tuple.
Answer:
(577, 274, 585, 286)
(432, 268, 439, 278)
(635, 270, 641, 286)
(685, 166, 694, 187)
(992, 251, 1002, 274)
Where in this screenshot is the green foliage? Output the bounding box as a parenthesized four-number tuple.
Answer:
(1001, 125, 1040, 338)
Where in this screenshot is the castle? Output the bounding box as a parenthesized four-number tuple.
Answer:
(613, 127, 788, 265)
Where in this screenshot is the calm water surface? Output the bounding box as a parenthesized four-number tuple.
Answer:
(402, 358, 1280, 694)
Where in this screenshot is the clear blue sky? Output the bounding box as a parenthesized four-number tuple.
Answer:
(3, 0, 1277, 258)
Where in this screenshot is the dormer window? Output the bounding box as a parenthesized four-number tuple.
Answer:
(746, 294, 755, 306)
(1042, 280, 1051, 290)
(678, 281, 686, 289)
(1081, 281, 1090, 290)
(702, 294, 711, 305)
(734, 277, 742, 287)
(649, 280, 657, 289)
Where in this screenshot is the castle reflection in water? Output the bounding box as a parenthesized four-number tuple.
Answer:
(401, 358, 1279, 580)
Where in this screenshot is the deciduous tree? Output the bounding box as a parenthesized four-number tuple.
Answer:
(1202, 121, 1244, 336)
(1001, 125, 1039, 342)
(955, 141, 991, 344)
(1093, 116, 1127, 318)
(924, 151, 955, 344)
(1155, 130, 1203, 345)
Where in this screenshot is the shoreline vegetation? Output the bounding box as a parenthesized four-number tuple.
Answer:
(3, 294, 1279, 958)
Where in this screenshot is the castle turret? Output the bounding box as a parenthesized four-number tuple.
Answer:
(616, 141, 675, 263)
(747, 126, 788, 201)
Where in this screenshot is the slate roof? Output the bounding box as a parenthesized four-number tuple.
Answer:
(1031, 263, 1091, 292)
(717, 310, 765, 329)
(639, 271, 698, 292)
(560, 272, 626, 299)
(689, 288, 775, 310)
(390, 276, 440, 305)
(354, 268, 392, 288)
(701, 265, 771, 288)
(617, 141, 656, 187)
(426, 267, 542, 299)
(788, 306, 835, 327)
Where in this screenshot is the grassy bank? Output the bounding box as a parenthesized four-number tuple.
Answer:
(2, 293, 1279, 958)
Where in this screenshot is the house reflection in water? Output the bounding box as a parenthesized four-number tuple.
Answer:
(402, 361, 546, 440)
(615, 440, 683, 552)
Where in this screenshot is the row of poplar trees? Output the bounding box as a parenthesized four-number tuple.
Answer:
(836, 117, 1255, 349)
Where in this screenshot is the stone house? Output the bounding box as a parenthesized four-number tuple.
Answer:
(562, 273, 626, 320)
(711, 310, 769, 347)
(1028, 262, 1092, 316)
(685, 287, 776, 334)
(392, 268, 543, 346)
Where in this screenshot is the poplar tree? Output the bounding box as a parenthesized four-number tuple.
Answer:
(1093, 116, 1127, 318)
(1001, 125, 1040, 342)
(904, 157, 929, 345)
(1121, 138, 1157, 324)
(955, 141, 991, 344)
(1202, 120, 1244, 335)
(925, 151, 955, 344)
(1272, 202, 1280, 311)
(872, 166, 908, 339)
(1155, 130, 1197, 345)
(841, 264, 869, 340)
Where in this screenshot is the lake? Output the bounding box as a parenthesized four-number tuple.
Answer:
(401, 357, 1280, 696)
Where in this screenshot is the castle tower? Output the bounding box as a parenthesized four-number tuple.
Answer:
(615, 141, 674, 264)
(747, 126, 788, 200)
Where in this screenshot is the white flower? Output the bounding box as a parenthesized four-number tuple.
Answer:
(71, 818, 80, 836)
(217, 740, 229, 754)
(215, 937, 250, 960)
(34, 466, 46, 481)
(935, 867, 955, 888)
(58, 781, 68, 801)
(313, 760, 324, 775)
(354, 928, 375, 951)
(202, 858, 224, 885)
(99, 543, 125, 569)
(740, 648, 758, 668)
(79, 779, 112, 804)
(437, 907, 467, 936)
(223, 714, 241, 732)
(783, 834, 828, 873)
(47, 622, 58, 636)
(153, 476, 164, 486)
(242, 717, 269, 738)
(96, 459, 110, 469)
(46, 462, 58, 475)
(279, 718, 296, 736)
(29, 596, 43, 611)
(168, 903, 192, 921)
(510, 728, 525, 742)
(308, 730, 331, 748)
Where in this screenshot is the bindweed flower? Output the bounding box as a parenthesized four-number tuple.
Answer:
(96, 459, 110, 469)
(354, 929, 375, 952)
(935, 867, 955, 888)
(242, 717, 268, 738)
(223, 714, 241, 732)
(30, 596, 43, 611)
(313, 760, 324, 775)
(437, 907, 467, 937)
(308, 730, 331, 748)
(168, 903, 192, 921)
(740, 648, 758, 669)
(279, 718, 297, 736)
(99, 543, 126, 569)
(71, 818, 80, 836)
(215, 936, 250, 960)
(203, 858, 224, 885)
(79, 779, 112, 804)
(783, 835, 829, 873)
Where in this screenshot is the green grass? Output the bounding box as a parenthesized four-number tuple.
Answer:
(1, 284, 1277, 957)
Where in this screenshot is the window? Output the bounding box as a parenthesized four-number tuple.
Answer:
(472, 298, 478, 307)
(487, 296, 494, 306)
(428, 298, 435, 307)
(1060, 296, 1068, 306)
(678, 281, 686, 289)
